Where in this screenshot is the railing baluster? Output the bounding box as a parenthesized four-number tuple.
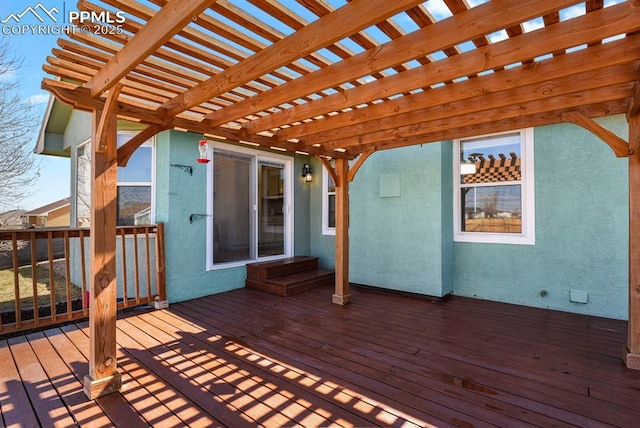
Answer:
(145, 227, 151, 301)
(12, 232, 21, 330)
(64, 230, 72, 319)
(155, 223, 167, 303)
(0, 225, 166, 335)
(30, 231, 39, 326)
(80, 229, 88, 316)
(133, 227, 140, 305)
(47, 231, 56, 323)
(120, 228, 128, 308)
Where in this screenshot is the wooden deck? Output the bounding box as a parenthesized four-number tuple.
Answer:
(2, 285, 640, 427)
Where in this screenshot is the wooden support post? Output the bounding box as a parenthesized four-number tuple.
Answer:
(333, 158, 352, 305)
(152, 222, 169, 310)
(83, 108, 122, 399)
(626, 113, 640, 369)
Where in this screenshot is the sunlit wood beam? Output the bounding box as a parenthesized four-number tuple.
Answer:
(244, 2, 639, 135)
(85, 0, 218, 97)
(629, 81, 640, 118)
(42, 79, 350, 159)
(210, 0, 582, 128)
(562, 111, 629, 157)
(321, 83, 632, 151)
(347, 100, 628, 156)
(160, 0, 426, 117)
(276, 35, 640, 142)
(118, 125, 167, 166)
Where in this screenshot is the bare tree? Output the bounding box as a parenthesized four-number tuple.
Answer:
(482, 193, 498, 218)
(0, 37, 40, 212)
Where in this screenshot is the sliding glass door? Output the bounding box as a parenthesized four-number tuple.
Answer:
(208, 145, 292, 268)
(258, 161, 286, 257)
(212, 151, 252, 263)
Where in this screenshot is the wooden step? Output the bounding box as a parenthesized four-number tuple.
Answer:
(246, 269, 334, 296)
(246, 256, 319, 281)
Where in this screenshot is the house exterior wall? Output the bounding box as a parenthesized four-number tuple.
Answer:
(25, 215, 46, 227)
(309, 144, 454, 297)
(453, 116, 628, 319)
(156, 131, 313, 304)
(63, 110, 92, 152)
(349, 145, 453, 296)
(44, 101, 629, 319)
(45, 205, 71, 227)
(309, 115, 629, 320)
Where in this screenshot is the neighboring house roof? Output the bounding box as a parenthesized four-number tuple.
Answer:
(35, 94, 73, 157)
(36, 95, 148, 158)
(22, 197, 70, 217)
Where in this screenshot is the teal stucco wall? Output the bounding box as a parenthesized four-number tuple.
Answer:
(308, 145, 454, 297)
(453, 116, 629, 319)
(51, 104, 630, 319)
(157, 131, 312, 304)
(308, 115, 629, 319)
(349, 145, 452, 296)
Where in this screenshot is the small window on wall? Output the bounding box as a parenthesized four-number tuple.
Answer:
(453, 129, 535, 245)
(322, 166, 336, 235)
(75, 133, 155, 227)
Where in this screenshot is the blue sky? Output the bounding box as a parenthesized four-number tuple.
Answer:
(1, 1, 70, 210)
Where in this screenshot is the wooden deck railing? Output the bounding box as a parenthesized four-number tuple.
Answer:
(0, 223, 166, 336)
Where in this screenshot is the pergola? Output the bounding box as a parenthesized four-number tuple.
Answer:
(41, 0, 640, 399)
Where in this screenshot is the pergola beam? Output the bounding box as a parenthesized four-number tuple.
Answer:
(244, 1, 638, 135)
(117, 124, 168, 166)
(323, 83, 632, 151)
(629, 82, 640, 119)
(349, 99, 629, 156)
(95, 83, 124, 153)
(626, 112, 640, 369)
(160, 0, 426, 117)
(85, 0, 218, 97)
(561, 111, 630, 157)
(41, 79, 351, 159)
(348, 147, 376, 183)
(276, 35, 640, 142)
(209, 0, 582, 128)
(300, 63, 638, 148)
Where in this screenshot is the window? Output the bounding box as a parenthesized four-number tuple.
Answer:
(453, 129, 535, 245)
(322, 166, 336, 235)
(206, 142, 293, 269)
(75, 133, 155, 227)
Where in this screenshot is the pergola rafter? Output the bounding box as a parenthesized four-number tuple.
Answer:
(40, 0, 640, 399)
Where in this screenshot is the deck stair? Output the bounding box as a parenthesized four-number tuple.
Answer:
(245, 256, 334, 296)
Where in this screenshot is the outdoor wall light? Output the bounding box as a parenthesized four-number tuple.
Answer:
(197, 137, 210, 164)
(301, 163, 312, 182)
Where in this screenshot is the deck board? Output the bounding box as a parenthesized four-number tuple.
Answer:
(2, 285, 640, 427)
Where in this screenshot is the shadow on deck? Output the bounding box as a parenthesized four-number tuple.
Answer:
(2, 285, 640, 427)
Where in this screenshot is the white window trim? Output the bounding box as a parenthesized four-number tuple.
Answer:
(117, 132, 157, 225)
(74, 134, 156, 226)
(322, 166, 336, 236)
(205, 141, 294, 271)
(453, 128, 535, 245)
